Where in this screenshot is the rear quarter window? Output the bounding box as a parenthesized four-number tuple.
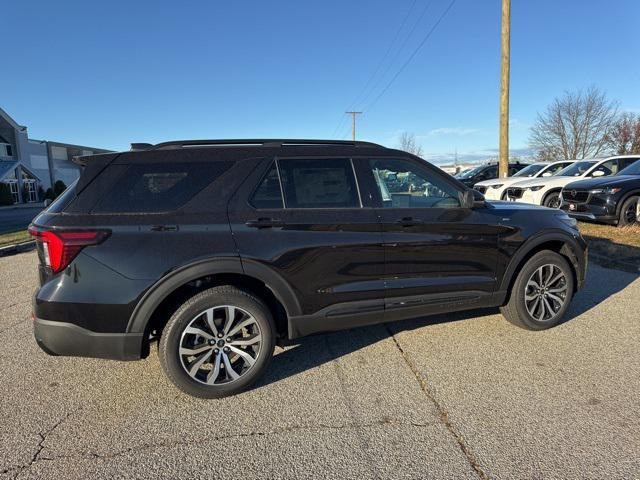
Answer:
(92, 162, 233, 213)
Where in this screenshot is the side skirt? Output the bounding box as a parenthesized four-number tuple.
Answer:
(288, 291, 504, 339)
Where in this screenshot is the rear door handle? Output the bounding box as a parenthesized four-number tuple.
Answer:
(150, 225, 178, 232)
(246, 218, 285, 229)
(395, 217, 423, 227)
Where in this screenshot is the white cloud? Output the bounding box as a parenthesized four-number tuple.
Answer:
(427, 127, 478, 136)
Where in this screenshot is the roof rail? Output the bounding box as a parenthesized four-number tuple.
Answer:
(130, 139, 384, 151)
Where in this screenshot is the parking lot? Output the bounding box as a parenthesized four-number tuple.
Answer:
(1, 250, 639, 479)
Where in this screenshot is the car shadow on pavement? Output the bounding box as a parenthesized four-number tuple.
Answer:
(258, 265, 638, 390)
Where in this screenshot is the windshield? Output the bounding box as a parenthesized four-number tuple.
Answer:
(457, 166, 485, 179)
(617, 160, 640, 176)
(555, 161, 597, 177)
(513, 164, 547, 177)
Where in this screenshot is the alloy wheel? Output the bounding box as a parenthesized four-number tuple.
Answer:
(524, 264, 568, 322)
(623, 200, 638, 224)
(179, 305, 262, 385)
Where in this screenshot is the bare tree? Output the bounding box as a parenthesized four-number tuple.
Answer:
(529, 87, 618, 160)
(398, 132, 424, 156)
(607, 112, 640, 155)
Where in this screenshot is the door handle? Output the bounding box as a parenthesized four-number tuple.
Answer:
(150, 225, 178, 232)
(395, 217, 423, 227)
(246, 218, 285, 229)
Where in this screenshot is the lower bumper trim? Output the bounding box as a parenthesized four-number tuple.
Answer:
(34, 318, 143, 361)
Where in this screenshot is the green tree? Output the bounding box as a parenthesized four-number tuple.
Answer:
(53, 180, 67, 198)
(0, 183, 14, 206)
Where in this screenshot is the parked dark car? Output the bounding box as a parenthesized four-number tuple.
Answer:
(455, 162, 529, 188)
(30, 139, 587, 398)
(560, 156, 640, 225)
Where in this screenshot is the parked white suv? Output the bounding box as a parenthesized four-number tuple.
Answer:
(505, 155, 640, 208)
(474, 160, 575, 200)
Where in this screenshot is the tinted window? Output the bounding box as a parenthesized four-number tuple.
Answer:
(590, 159, 618, 176)
(370, 158, 460, 208)
(617, 157, 640, 173)
(251, 163, 283, 209)
(278, 158, 359, 209)
(617, 158, 640, 176)
(93, 162, 232, 213)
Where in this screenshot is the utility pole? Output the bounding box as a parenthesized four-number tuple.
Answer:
(499, 0, 511, 178)
(346, 111, 362, 141)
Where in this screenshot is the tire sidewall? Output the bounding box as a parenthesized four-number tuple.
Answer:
(159, 288, 275, 398)
(544, 192, 560, 208)
(619, 196, 639, 226)
(512, 252, 574, 330)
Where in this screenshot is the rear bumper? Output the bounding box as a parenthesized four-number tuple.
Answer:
(34, 318, 144, 361)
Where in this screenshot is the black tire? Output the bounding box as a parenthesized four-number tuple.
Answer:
(159, 286, 276, 398)
(543, 191, 561, 208)
(500, 251, 574, 330)
(618, 195, 639, 226)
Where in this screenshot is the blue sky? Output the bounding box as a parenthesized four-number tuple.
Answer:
(3, 0, 639, 164)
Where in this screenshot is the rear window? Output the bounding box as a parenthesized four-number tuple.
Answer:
(92, 162, 232, 213)
(278, 158, 360, 209)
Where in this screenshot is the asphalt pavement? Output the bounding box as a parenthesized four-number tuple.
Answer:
(0, 251, 638, 479)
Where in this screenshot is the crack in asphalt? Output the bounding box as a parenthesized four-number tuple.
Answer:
(2, 412, 72, 479)
(384, 323, 489, 480)
(1, 419, 433, 473)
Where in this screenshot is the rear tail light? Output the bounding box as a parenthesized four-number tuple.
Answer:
(28, 227, 110, 273)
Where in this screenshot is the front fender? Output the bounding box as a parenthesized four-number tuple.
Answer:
(498, 230, 587, 295)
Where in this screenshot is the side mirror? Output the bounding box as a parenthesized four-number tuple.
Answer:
(541, 172, 552, 177)
(592, 170, 605, 177)
(460, 190, 475, 209)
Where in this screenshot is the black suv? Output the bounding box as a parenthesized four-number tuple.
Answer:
(455, 162, 529, 188)
(560, 156, 640, 226)
(30, 139, 587, 398)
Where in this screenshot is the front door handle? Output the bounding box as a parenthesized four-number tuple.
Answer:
(395, 217, 423, 227)
(246, 218, 285, 229)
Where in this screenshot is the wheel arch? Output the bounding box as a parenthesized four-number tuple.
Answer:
(615, 189, 640, 219)
(499, 231, 584, 302)
(542, 188, 562, 206)
(127, 257, 301, 351)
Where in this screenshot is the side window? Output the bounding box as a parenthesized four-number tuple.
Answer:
(508, 166, 519, 176)
(620, 157, 640, 170)
(591, 160, 616, 176)
(369, 158, 461, 208)
(93, 162, 232, 213)
(278, 158, 360, 209)
(251, 163, 283, 209)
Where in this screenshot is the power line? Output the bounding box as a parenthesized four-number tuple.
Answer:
(332, 0, 418, 137)
(347, 0, 419, 110)
(364, 0, 457, 112)
(356, 0, 434, 109)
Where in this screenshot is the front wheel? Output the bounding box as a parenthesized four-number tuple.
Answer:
(500, 251, 574, 330)
(159, 286, 276, 398)
(543, 191, 561, 208)
(618, 195, 639, 226)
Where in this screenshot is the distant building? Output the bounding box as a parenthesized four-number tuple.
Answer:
(0, 107, 111, 204)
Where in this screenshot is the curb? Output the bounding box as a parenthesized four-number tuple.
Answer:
(0, 240, 36, 257)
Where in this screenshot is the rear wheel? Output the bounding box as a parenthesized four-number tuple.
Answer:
(618, 195, 639, 226)
(543, 191, 561, 208)
(500, 251, 574, 330)
(159, 286, 276, 398)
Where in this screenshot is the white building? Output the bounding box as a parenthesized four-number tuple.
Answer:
(0, 107, 110, 204)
